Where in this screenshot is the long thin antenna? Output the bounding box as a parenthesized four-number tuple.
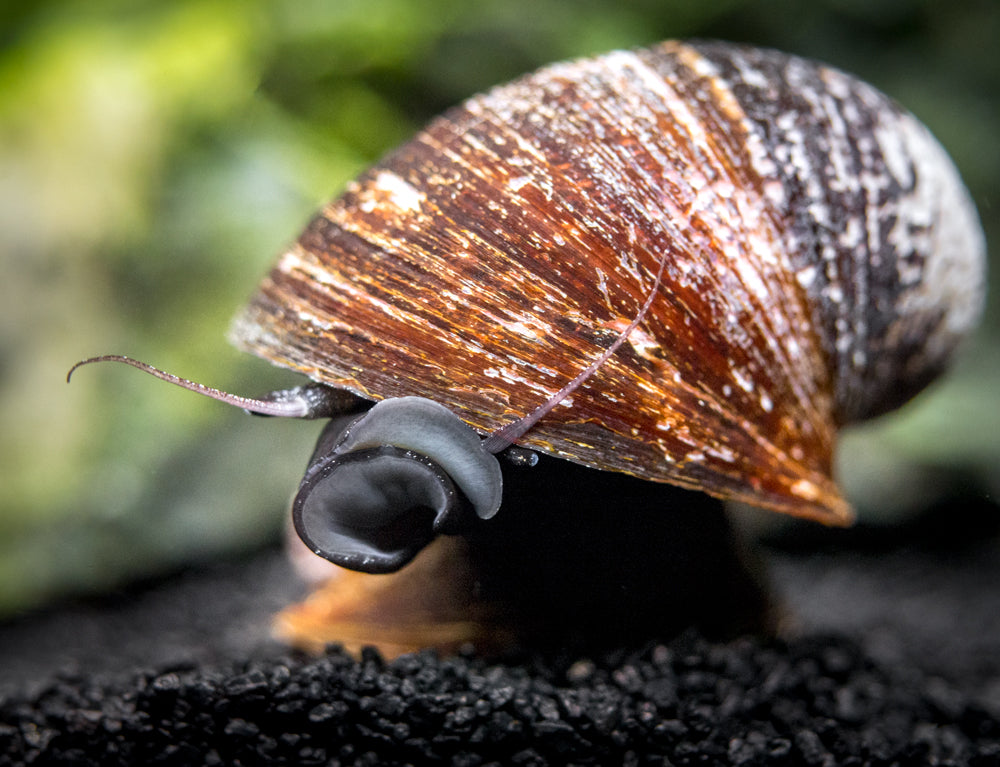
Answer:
(66, 355, 359, 419)
(481, 250, 669, 455)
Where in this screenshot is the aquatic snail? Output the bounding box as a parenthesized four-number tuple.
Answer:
(70, 40, 986, 653)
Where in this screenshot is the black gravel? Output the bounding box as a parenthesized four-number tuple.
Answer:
(1, 632, 998, 766)
(1, 498, 998, 766)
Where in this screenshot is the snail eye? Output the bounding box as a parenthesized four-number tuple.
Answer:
(291, 397, 503, 573)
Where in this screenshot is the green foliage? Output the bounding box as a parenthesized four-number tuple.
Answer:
(0, 0, 997, 615)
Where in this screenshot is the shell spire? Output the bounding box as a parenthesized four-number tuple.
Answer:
(231, 41, 985, 525)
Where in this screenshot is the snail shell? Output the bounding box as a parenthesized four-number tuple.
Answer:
(231, 40, 986, 526)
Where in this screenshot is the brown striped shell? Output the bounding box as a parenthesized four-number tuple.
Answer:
(230, 40, 986, 526)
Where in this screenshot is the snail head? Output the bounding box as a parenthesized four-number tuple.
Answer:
(292, 397, 503, 573)
(65, 357, 510, 573)
(66, 245, 666, 573)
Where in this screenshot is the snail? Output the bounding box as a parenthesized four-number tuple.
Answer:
(70, 40, 985, 655)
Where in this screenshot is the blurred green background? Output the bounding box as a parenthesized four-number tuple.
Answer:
(1, 0, 997, 617)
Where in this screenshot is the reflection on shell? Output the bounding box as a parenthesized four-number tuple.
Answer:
(231, 40, 985, 525)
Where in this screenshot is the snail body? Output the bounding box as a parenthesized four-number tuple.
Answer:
(71, 40, 985, 655)
(231, 40, 985, 527)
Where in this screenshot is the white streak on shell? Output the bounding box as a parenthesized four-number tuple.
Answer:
(693, 41, 986, 422)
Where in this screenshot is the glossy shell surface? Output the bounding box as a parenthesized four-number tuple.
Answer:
(231, 40, 985, 524)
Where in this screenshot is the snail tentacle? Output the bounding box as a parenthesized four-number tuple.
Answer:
(482, 241, 671, 454)
(499, 445, 540, 467)
(66, 354, 367, 419)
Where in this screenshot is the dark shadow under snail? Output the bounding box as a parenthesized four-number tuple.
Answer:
(68, 39, 986, 656)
